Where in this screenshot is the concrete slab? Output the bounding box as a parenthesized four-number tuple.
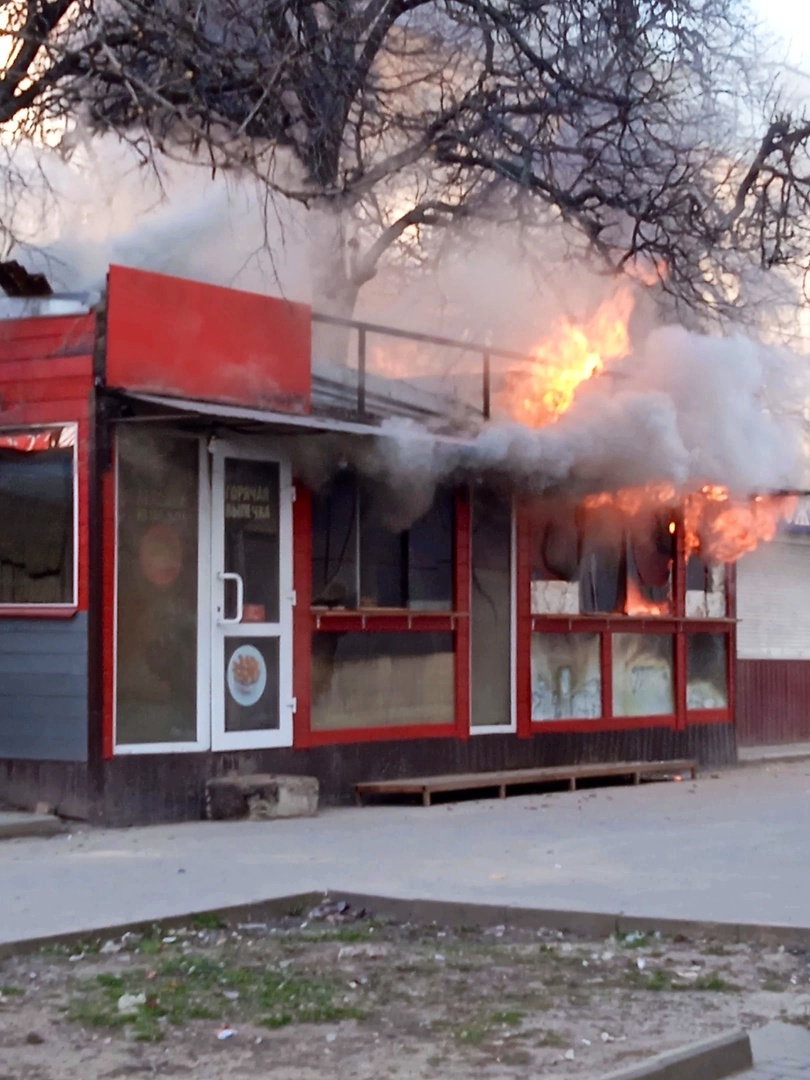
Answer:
(1, 760, 810, 946)
(599, 1030, 752, 1080)
(744, 1022, 810, 1079)
(0, 811, 63, 841)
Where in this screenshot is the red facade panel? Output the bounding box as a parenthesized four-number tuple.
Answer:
(0, 312, 95, 616)
(105, 266, 311, 413)
(0, 314, 96, 363)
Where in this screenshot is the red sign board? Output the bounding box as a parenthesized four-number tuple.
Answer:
(105, 266, 311, 413)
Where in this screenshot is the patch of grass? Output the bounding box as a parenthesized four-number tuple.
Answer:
(703, 944, 731, 957)
(762, 979, 786, 993)
(67, 1000, 130, 1030)
(451, 1008, 527, 1047)
(41, 938, 102, 959)
(456, 1022, 489, 1045)
(645, 970, 671, 992)
(621, 933, 650, 950)
(0, 986, 23, 997)
(190, 913, 227, 931)
(491, 1010, 524, 1027)
(259, 970, 366, 1027)
(137, 938, 162, 956)
(66, 953, 366, 1041)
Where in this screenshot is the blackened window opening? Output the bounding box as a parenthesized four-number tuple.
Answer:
(0, 429, 75, 605)
(531, 504, 675, 615)
(312, 472, 454, 611)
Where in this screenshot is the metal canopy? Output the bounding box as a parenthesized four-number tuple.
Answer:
(112, 391, 472, 446)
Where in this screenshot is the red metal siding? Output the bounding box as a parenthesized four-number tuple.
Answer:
(105, 266, 311, 413)
(0, 314, 96, 362)
(0, 313, 95, 615)
(736, 659, 810, 746)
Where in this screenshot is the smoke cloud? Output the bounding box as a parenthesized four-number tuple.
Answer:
(340, 320, 808, 527)
(4, 141, 808, 527)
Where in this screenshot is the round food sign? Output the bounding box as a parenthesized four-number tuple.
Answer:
(227, 645, 267, 708)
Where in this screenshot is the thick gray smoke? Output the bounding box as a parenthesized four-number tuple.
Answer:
(331, 321, 807, 527)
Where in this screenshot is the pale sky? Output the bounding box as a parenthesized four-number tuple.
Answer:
(756, 0, 810, 69)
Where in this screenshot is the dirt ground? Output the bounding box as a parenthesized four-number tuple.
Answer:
(1, 899, 809, 1080)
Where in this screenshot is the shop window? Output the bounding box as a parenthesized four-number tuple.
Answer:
(531, 503, 674, 617)
(311, 631, 454, 730)
(312, 473, 453, 610)
(613, 633, 674, 717)
(580, 510, 626, 615)
(0, 426, 76, 605)
(685, 557, 727, 617)
(531, 632, 601, 721)
(687, 634, 728, 709)
(312, 471, 359, 608)
(530, 503, 582, 615)
(625, 515, 674, 616)
(116, 430, 200, 746)
(471, 491, 512, 727)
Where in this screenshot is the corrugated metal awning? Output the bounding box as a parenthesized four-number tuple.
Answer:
(113, 392, 471, 445)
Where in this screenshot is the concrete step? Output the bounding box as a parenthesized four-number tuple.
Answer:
(0, 811, 64, 841)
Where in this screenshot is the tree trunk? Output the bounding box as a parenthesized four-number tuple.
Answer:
(309, 202, 362, 369)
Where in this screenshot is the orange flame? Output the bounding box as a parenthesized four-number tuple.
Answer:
(625, 576, 671, 617)
(683, 488, 798, 564)
(582, 482, 796, 564)
(505, 281, 795, 566)
(505, 286, 636, 426)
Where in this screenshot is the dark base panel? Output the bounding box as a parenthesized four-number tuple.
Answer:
(737, 659, 810, 746)
(0, 759, 89, 820)
(97, 724, 737, 827)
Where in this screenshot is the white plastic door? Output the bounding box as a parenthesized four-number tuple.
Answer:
(210, 442, 294, 750)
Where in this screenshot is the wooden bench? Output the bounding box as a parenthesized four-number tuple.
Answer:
(355, 759, 697, 807)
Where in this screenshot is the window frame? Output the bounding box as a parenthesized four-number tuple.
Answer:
(112, 430, 211, 756)
(0, 422, 79, 615)
(295, 484, 470, 748)
(518, 506, 735, 736)
(311, 470, 456, 614)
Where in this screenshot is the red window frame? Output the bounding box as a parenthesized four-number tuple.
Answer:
(517, 505, 735, 736)
(0, 416, 86, 619)
(293, 485, 470, 747)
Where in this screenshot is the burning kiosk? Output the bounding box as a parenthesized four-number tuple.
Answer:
(0, 265, 797, 823)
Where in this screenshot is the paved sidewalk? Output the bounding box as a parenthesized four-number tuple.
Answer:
(738, 742, 810, 766)
(2, 759, 810, 946)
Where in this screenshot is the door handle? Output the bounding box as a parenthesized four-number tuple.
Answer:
(218, 571, 244, 625)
